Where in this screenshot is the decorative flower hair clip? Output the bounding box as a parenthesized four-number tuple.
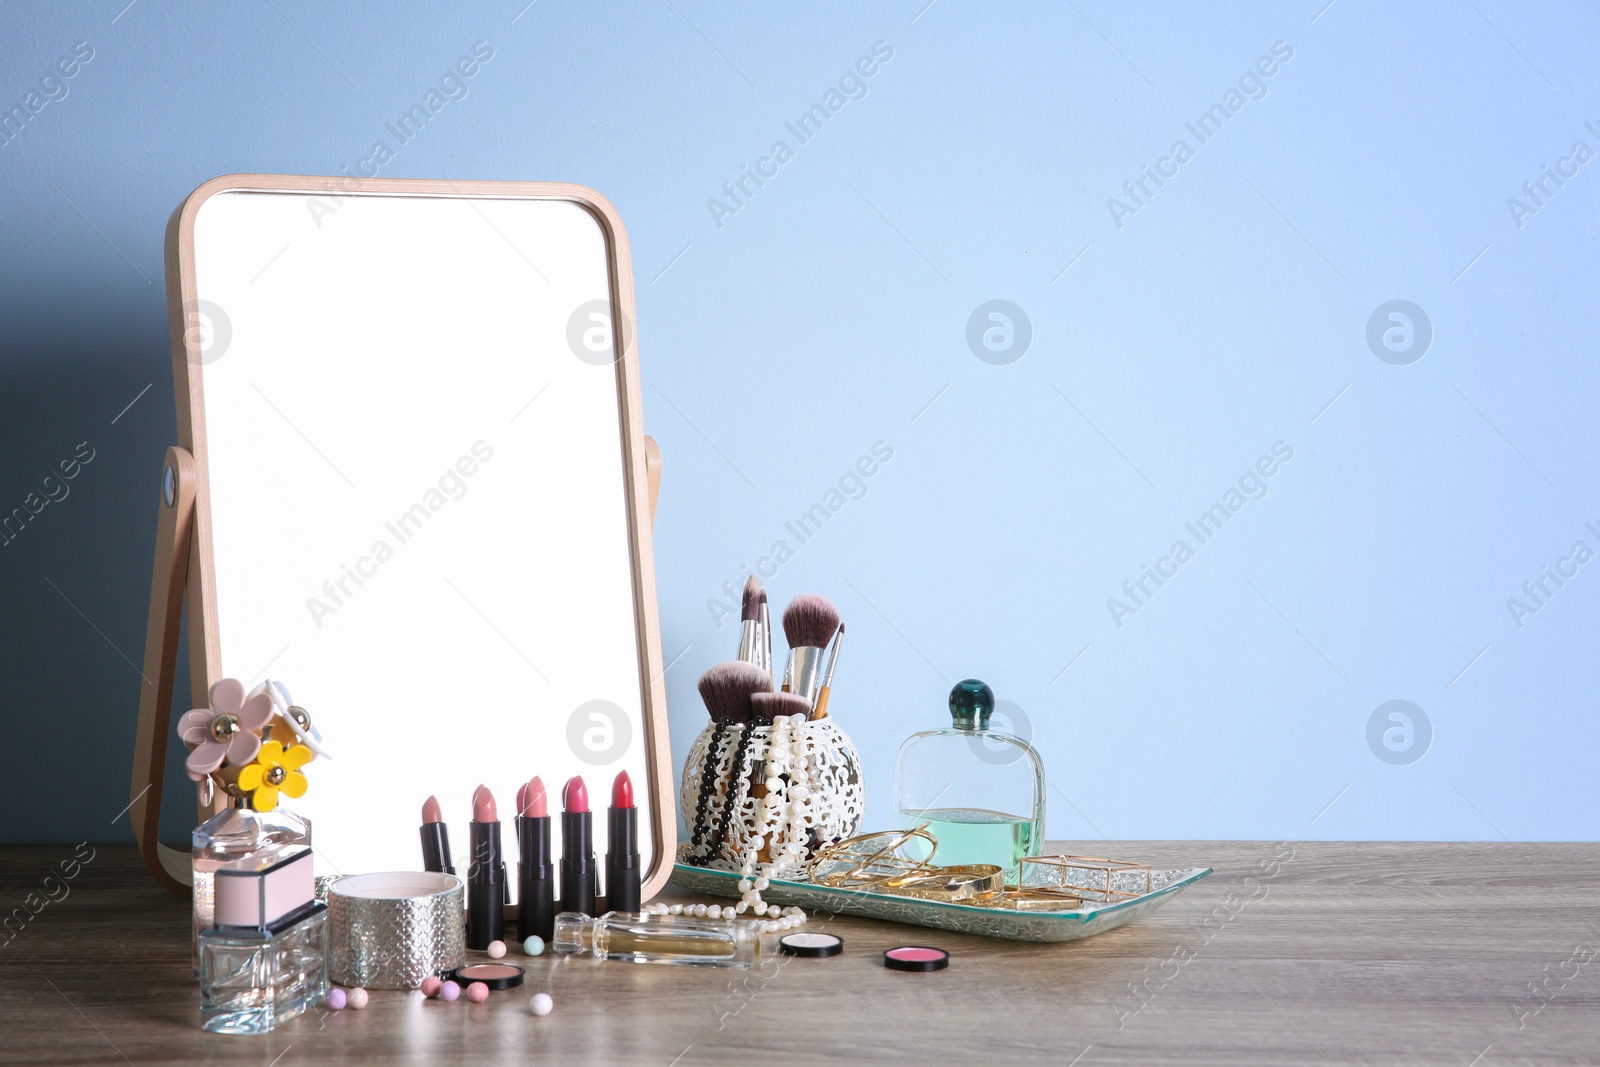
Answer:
(176, 676, 322, 810)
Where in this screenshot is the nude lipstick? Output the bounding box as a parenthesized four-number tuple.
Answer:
(420, 795, 455, 876)
(560, 776, 597, 917)
(517, 776, 555, 943)
(467, 784, 505, 950)
(606, 770, 641, 913)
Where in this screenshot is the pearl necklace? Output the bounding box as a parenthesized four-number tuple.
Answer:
(642, 900, 807, 935)
(657, 712, 815, 932)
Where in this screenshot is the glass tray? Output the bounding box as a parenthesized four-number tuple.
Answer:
(669, 862, 1212, 943)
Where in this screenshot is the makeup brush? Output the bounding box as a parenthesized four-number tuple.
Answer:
(688, 662, 773, 865)
(736, 575, 762, 665)
(756, 589, 771, 678)
(750, 690, 813, 724)
(811, 622, 844, 720)
(781, 595, 840, 703)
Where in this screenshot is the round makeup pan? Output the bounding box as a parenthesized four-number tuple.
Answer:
(779, 932, 843, 958)
(449, 963, 525, 990)
(883, 946, 949, 972)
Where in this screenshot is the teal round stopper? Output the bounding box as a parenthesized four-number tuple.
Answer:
(948, 679, 994, 730)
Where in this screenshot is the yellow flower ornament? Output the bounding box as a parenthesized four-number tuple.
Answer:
(237, 741, 313, 811)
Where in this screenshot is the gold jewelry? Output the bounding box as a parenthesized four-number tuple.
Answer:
(807, 827, 938, 889)
(880, 864, 1005, 903)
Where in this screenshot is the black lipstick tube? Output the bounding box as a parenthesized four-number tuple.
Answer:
(560, 809, 597, 917)
(518, 814, 555, 941)
(420, 822, 455, 876)
(467, 819, 504, 950)
(605, 804, 641, 913)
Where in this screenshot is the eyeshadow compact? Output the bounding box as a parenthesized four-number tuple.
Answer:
(883, 945, 949, 972)
(779, 932, 843, 958)
(448, 963, 525, 990)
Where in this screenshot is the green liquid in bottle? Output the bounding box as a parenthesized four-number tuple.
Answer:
(900, 807, 1036, 878)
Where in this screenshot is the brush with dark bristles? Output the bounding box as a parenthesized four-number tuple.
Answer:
(709, 690, 813, 865)
(756, 589, 771, 679)
(736, 575, 762, 666)
(688, 661, 771, 865)
(780, 595, 840, 703)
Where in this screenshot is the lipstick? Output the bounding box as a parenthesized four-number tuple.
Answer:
(420, 795, 456, 876)
(517, 776, 555, 942)
(467, 784, 505, 950)
(560, 776, 597, 917)
(605, 771, 641, 913)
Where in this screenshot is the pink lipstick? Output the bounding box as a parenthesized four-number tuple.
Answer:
(517, 776, 555, 942)
(467, 784, 505, 950)
(605, 770, 641, 913)
(419, 795, 456, 877)
(560, 776, 597, 917)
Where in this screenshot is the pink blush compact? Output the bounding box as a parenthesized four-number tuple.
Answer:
(883, 946, 949, 972)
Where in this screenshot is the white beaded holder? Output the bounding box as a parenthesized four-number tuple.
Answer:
(679, 715, 864, 876)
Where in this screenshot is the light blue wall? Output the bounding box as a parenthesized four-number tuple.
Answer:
(3, 1, 1594, 843)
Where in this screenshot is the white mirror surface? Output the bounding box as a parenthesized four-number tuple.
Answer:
(189, 188, 654, 884)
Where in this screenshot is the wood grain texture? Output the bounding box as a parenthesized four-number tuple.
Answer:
(2, 842, 1596, 1065)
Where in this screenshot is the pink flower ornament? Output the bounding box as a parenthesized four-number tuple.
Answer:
(177, 678, 273, 781)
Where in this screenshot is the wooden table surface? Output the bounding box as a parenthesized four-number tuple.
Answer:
(2, 842, 1596, 1065)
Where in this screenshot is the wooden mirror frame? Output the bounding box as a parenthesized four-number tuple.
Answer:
(130, 175, 670, 898)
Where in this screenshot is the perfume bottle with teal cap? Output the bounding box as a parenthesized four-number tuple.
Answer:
(894, 679, 1045, 878)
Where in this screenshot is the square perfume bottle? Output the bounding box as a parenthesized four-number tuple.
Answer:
(894, 679, 1046, 879)
(198, 845, 328, 1035)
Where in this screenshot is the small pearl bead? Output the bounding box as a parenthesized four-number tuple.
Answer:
(768, 904, 782, 918)
(668, 904, 683, 915)
(764, 777, 782, 792)
(738, 879, 751, 893)
(735, 901, 748, 914)
(754, 876, 769, 890)
(708, 905, 723, 919)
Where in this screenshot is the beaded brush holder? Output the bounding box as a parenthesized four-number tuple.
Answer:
(679, 716, 864, 873)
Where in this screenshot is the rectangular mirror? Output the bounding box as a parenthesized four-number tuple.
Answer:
(139, 175, 671, 898)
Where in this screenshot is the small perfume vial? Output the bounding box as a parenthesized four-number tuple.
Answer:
(552, 911, 759, 969)
(198, 845, 328, 1034)
(894, 679, 1046, 878)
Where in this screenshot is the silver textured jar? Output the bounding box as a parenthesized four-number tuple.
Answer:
(327, 872, 465, 989)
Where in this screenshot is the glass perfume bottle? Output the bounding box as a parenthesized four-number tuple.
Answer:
(894, 679, 1045, 879)
(192, 797, 311, 972)
(553, 911, 759, 969)
(198, 902, 328, 1034)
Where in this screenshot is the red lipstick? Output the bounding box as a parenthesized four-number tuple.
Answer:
(606, 770, 641, 913)
(559, 775, 597, 916)
(419, 795, 455, 877)
(467, 784, 505, 950)
(517, 776, 555, 942)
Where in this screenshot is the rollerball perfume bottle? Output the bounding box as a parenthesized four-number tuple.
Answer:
(894, 678, 1045, 878)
